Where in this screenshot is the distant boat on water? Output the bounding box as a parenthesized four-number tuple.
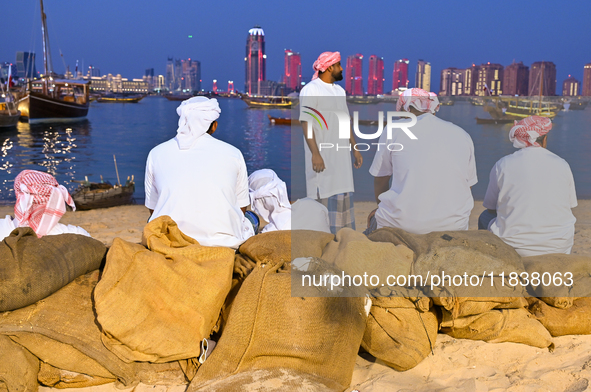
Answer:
(16, 0, 90, 124)
(241, 96, 297, 109)
(97, 93, 146, 103)
(0, 84, 21, 128)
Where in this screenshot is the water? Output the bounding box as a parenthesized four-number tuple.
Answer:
(0, 98, 589, 205)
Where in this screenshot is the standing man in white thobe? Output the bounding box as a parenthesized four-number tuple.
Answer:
(298, 51, 362, 234)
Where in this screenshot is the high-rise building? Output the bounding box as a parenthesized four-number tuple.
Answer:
(87, 65, 101, 77)
(283, 49, 301, 92)
(440, 68, 464, 96)
(346, 54, 364, 95)
(212, 79, 218, 93)
(582, 63, 591, 96)
(165, 58, 175, 91)
(245, 26, 266, 95)
(392, 58, 409, 91)
(228, 81, 235, 94)
(529, 61, 556, 96)
(503, 61, 529, 96)
(462, 65, 479, 95)
(476, 63, 503, 96)
(16, 52, 37, 79)
(562, 75, 580, 96)
(415, 60, 431, 91)
(181, 58, 201, 91)
(368, 55, 384, 95)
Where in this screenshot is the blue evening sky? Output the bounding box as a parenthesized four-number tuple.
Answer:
(2, 0, 590, 93)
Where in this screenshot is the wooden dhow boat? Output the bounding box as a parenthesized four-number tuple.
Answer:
(72, 175, 135, 210)
(242, 96, 296, 109)
(96, 94, 146, 103)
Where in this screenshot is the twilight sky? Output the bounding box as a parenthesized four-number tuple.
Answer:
(2, 0, 590, 93)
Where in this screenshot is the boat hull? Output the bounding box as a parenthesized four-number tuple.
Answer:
(73, 183, 135, 210)
(0, 111, 21, 128)
(18, 93, 89, 123)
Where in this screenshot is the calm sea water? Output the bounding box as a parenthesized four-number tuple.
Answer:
(0, 97, 589, 205)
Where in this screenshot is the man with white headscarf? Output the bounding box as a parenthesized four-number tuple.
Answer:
(144, 97, 254, 249)
(298, 51, 363, 234)
(0, 170, 90, 240)
(366, 88, 477, 235)
(248, 169, 290, 232)
(479, 116, 577, 256)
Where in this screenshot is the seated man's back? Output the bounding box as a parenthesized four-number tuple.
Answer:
(482, 116, 577, 256)
(369, 89, 477, 234)
(145, 97, 253, 249)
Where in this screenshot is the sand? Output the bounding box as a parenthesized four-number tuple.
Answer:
(2, 200, 590, 392)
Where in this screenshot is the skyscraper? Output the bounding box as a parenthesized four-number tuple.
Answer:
(582, 63, 591, 96)
(16, 52, 37, 79)
(462, 64, 479, 95)
(245, 26, 266, 95)
(562, 75, 580, 96)
(368, 55, 384, 95)
(346, 54, 363, 95)
(392, 58, 409, 91)
(415, 60, 431, 91)
(283, 49, 301, 92)
(440, 68, 464, 96)
(503, 61, 529, 96)
(529, 61, 556, 96)
(165, 58, 175, 91)
(476, 63, 503, 96)
(181, 59, 201, 91)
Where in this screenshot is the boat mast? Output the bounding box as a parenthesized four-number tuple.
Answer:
(538, 62, 544, 114)
(40, 0, 54, 78)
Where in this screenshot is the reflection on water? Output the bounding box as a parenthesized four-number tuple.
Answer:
(0, 120, 91, 203)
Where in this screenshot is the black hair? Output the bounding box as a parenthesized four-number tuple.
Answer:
(536, 134, 547, 145)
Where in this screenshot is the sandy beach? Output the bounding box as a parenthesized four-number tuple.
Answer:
(2, 200, 590, 391)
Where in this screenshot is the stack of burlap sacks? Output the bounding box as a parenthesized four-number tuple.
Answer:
(2, 218, 591, 392)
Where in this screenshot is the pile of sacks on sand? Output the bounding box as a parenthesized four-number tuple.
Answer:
(1, 219, 591, 391)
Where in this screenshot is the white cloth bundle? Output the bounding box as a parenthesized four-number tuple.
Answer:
(291, 198, 331, 233)
(248, 169, 291, 232)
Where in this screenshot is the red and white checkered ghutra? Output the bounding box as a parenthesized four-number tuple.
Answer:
(14, 170, 75, 237)
(509, 116, 552, 148)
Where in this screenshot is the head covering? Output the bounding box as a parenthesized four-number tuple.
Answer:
(14, 170, 75, 237)
(396, 88, 440, 114)
(175, 96, 221, 150)
(291, 198, 331, 233)
(509, 116, 552, 149)
(248, 169, 291, 233)
(312, 52, 341, 80)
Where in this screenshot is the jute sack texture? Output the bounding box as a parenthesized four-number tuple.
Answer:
(0, 227, 106, 312)
(440, 308, 554, 349)
(0, 335, 39, 392)
(368, 227, 527, 318)
(94, 216, 235, 363)
(321, 228, 414, 290)
(188, 232, 368, 392)
(0, 271, 186, 389)
(523, 254, 591, 308)
(361, 295, 438, 371)
(527, 297, 591, 336)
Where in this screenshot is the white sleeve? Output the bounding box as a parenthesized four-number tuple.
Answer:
(466, 136, 478, 187)
(482, 162, 500, 210)
(0, 216, 17, 241)
(144, 151, 158, 210)
(47, 223, 91, 237)
(369, 131, 393, 177)
(236, 154, 250, 208)
(568, 168, 578, 208)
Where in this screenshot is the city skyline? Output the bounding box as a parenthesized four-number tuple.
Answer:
(2, 0, 590, 93)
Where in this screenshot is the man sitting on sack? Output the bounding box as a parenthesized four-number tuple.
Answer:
(479, 116, 577, 256)
(0, 170, 90, 240)
(366, 88, 477, 235)
(144, 97, 257, 249)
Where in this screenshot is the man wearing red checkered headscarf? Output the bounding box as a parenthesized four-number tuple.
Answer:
(0, 170, 90, 240)
(480, 116, 577, 256)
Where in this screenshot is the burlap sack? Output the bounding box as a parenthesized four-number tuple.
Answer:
(320, 228, 414, 290)
(188, 255, 367, 392)
(361, 295, 438, 371)
(37, 363, 113, 388)
(527, 297, 591, 336)
(523, 254, 591, 301)
(291, 230, 334, 260)
(0, 335, 39, 392)
(0, 227, 107, 311)
(441, 308, 554, 349)
(0, 271, 186, 388)
(94, 216, 235, 363)
(368, 227, 526, 316)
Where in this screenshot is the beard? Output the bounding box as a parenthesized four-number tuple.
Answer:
(333, 70, 343, 81)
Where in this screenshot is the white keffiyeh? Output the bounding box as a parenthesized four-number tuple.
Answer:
(175, 97, 221, 150)
(248, 169, 291, 232)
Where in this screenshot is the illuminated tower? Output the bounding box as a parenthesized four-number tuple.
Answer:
(562, 75, 580, 96)
(415, 59, 431, 91)
(283, 49, 302, 91)
(245, 25, 266, 95)
(583, 63, 591, 96)
(228, 80, 235, 94)
(212, 79, 218, 93)
(346, 54, 363, 96)
(503, 61, 529, 96)
(368, 55, 384, 95)
(529, 61, 556, 96)
(392, 58, 409, 91)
